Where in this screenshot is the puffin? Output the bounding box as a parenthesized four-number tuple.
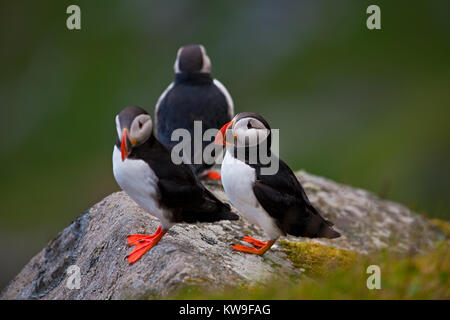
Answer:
(112, 106, 239, 264)
(215, 112, 341, 255)
(154, 44, 234, 180)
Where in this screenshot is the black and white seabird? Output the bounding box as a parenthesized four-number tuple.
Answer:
(113, 106, 238, 264)
(215, 112, 341, 255)
(154, 44, 234, 179)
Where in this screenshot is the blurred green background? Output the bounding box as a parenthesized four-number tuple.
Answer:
(0, 0, 449, 290)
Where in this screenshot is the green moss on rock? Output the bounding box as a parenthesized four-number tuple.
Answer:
(280, 240, 359, 278)
(168, 241, 449, 299)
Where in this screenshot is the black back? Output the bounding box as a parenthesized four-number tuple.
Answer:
(250, 157, 340, 238)
(117, 135, 238, 223)
(156, 73, 231, 174)
(229, 112, 339, 239)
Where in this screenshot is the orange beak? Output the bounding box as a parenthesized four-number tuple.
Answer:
(214, 121, 232, 146)
(121, 128, 131, 161)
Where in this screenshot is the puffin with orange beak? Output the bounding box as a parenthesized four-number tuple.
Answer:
(215, 112, 340, 255)
(113, 106, 238, 264)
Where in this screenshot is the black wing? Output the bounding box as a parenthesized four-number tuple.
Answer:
(131, 137, 237, 223)
(253, 158, 339, 238)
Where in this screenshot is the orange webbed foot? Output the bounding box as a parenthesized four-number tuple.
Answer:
(232, 237, 275, 256)
(205, 171, 221, 180)
(232, 244, 262, 255)
(126, 225, 167, 264)
(127, 226, 162, 246)
(242, 236, 267, 248)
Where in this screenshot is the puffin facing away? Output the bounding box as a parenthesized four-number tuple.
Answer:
(215, 112, 340, 255)
(113, 106, 238, 264)
(155, 44, 234, 179)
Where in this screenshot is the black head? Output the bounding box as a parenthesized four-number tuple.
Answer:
(233, 112, 271, 132)
(115, 106, 153, 161)
(174, 44, 211, 74)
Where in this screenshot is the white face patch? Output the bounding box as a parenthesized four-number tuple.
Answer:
(199, 45, 211, 73)
(173, 47, 183, 74)
(129, 114, 152, 145)
(233, 117, 270, 147)
(115, 115, 122, 139)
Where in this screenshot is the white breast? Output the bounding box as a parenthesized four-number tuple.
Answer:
(221, 151, 282, 239)
(112, 146, 173, 228)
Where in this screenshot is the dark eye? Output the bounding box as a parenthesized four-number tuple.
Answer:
(247, 121, 253, 129)
(139, 121, 143, 129)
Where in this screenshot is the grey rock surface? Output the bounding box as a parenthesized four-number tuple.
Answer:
(1, 171, 444, 300)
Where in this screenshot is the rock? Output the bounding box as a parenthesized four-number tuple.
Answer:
(1, 171, 444, 300)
